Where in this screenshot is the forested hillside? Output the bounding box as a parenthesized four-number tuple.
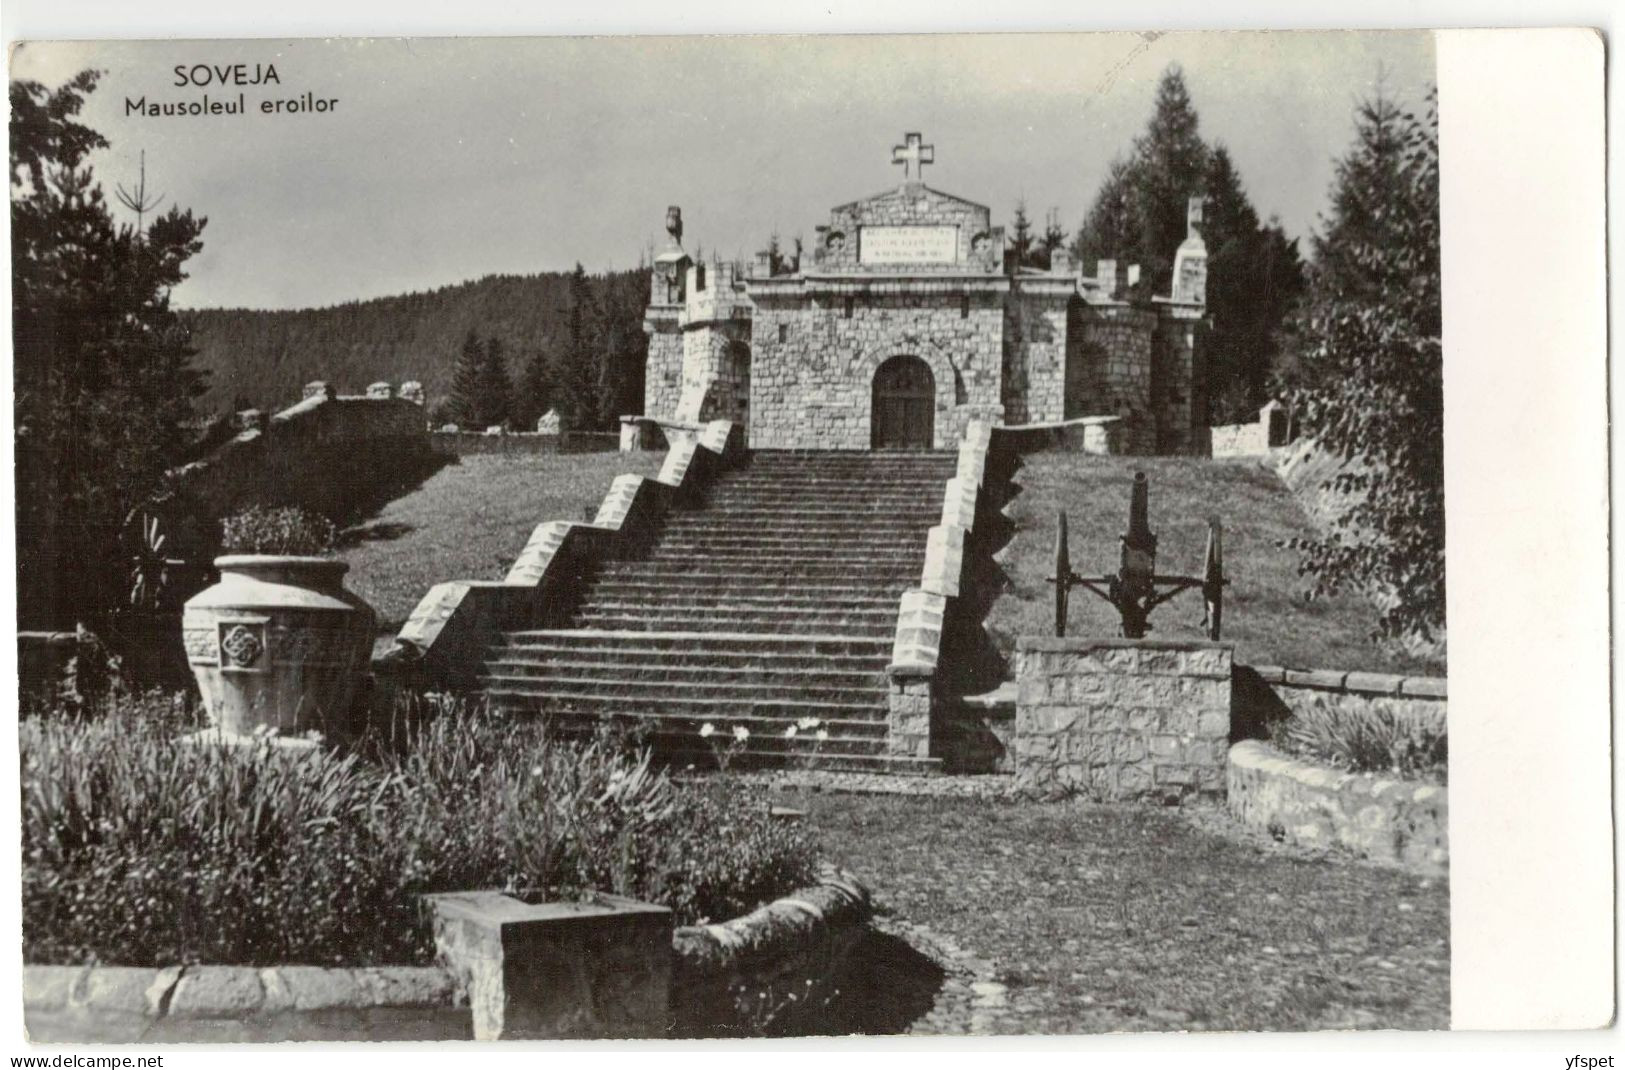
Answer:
(180, 269, 650, 427)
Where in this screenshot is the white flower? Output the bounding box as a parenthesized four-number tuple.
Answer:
(733, 725, 750, 742)
(797, 716, 820, 731)
(783, 725, 798, 739)
(531, 765, 544, 778)
(816, 729, 829, 743)
(699, 723, 716, 738)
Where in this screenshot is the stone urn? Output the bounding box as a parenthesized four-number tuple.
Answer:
(182, 556, 377, 737)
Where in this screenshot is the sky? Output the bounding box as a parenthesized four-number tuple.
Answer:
(11, 31, 1434, 310)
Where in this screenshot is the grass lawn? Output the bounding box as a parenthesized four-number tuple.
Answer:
(986, 452, 1445, 676)
(340, 450, 665, 625)
(809, 792, 1448, 1034)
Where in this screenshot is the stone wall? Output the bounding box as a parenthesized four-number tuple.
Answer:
(1000, 282, 1072, 425)
(429, 430, 617, 457)
(1152, 308, 1205, 453)
(1228, 741, 1448, 874)
(747, 283, 1006, 449)
(1013, 637, 1233, 801)
(1075, 305, 1157, 453)
(643, 307, 684, 420)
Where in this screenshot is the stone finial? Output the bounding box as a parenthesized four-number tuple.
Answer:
(1050, 248, 1073, 275)
(536, 409, 562, 435)
(751, 250, 773, 278)
(1170, 200, 1208, 305)
(365, 381, 393, 399)
(1096, 259, 1118, 298)
(665, 205, 683, 249)
(399, 381, 425, 405)
(1187, 196, 1204, 239)
(1127, 264, 1142, 289)
(303, 381, 335, 402)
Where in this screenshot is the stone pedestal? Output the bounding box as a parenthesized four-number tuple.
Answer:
(426, 890, 673, 1040)
(1013, 637, 1233, 801)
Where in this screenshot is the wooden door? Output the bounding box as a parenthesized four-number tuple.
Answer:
(871, 356, 935, 448)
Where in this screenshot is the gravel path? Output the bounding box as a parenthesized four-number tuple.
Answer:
(803, 791, 1449, 1035)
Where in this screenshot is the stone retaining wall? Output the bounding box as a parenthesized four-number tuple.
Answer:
(1228, 741, 1448, 874)
(1240, 664, 1446, 730)
(1013, 637, 1233, 801)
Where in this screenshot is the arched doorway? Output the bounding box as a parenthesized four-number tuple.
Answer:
(871, 355, 935, 449)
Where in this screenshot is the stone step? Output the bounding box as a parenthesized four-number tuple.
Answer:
(483, 656, 887, 688)
(662, 510, 941, 526)
(497, 629, 894, 659)
(490, 644, 890, 676)
(702, 489, 945, 504)
(482, 686, 889, 726)
(571, 590, 899, 611)
(569, 611, 895, 637)
(584, 579, 894, 602)
(596, 561, 922, 581)
(480, 670, 886, 707)
(642, 548, 920, 564)
(641, 541, 920, 558)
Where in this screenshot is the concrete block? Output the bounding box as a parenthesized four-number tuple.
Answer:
(1400, 676, 1448, 699)
(428, 890, 673, 1040)
(1344, 671, 1404, 695)
(1284, 669, 1348, 691)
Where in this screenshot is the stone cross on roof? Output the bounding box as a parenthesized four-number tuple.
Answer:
(892, 132, 934, 183)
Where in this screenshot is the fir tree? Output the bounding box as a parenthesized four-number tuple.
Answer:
(446, 329, 483, 426)
(1007, 201, 1034, 271)
(1286, 90, 1442, 642)
(559, 263, 601, 430)
(472, 336, 511, 429)
(512, 347, 555, 430)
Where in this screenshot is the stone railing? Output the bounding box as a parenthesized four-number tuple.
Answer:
(385, 420, 743, 689)
(885, 421, 993, 759)
(1235, 664, 1446, 737)
(992, 414, 1123, 455)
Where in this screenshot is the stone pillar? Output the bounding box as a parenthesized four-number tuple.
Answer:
(887, 671, 933, 758)
(1013, 637, 1232, 801)
(426, 890, 673, 1040)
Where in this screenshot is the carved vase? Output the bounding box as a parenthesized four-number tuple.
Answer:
(182, 556, 377, 737)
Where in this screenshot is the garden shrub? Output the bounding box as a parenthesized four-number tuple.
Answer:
(22, 697, 818, 966)
(1271, 702, 1447, 784)
(220, 504, 337, 556)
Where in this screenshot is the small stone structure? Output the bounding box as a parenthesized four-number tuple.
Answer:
(1208, 399, 1295, 458)
(1013, 637, 1233, 801)
(641, 133, 1209, 454)
(427, 891, 673, 1040)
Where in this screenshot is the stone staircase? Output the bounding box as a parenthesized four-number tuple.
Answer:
(478, 450, 957, 770)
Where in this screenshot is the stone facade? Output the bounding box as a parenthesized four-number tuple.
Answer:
(1013, 637, 1233, 801)
(638, 134, 1209, 454)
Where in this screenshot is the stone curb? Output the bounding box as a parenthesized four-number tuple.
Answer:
(672, 868, 872, 977)
(1226, 740, 1448, 875)
(1248, 664, 1446, 700)
(22, 964, 461, 1020)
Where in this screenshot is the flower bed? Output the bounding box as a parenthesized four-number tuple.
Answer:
(22, 693, 818, 967)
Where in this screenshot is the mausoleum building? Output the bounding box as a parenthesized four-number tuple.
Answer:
(640, 133, 1210, 453)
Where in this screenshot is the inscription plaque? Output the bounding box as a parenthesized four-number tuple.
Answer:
(859, 225, 958, 265)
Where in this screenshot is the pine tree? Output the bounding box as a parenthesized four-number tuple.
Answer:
(1039, 208, 1065, 270)
(472, 336, 511, 429)
(446, 329, 483, 426)
(1286, 90, 1442, 642)
(12, 70, 209, 626)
